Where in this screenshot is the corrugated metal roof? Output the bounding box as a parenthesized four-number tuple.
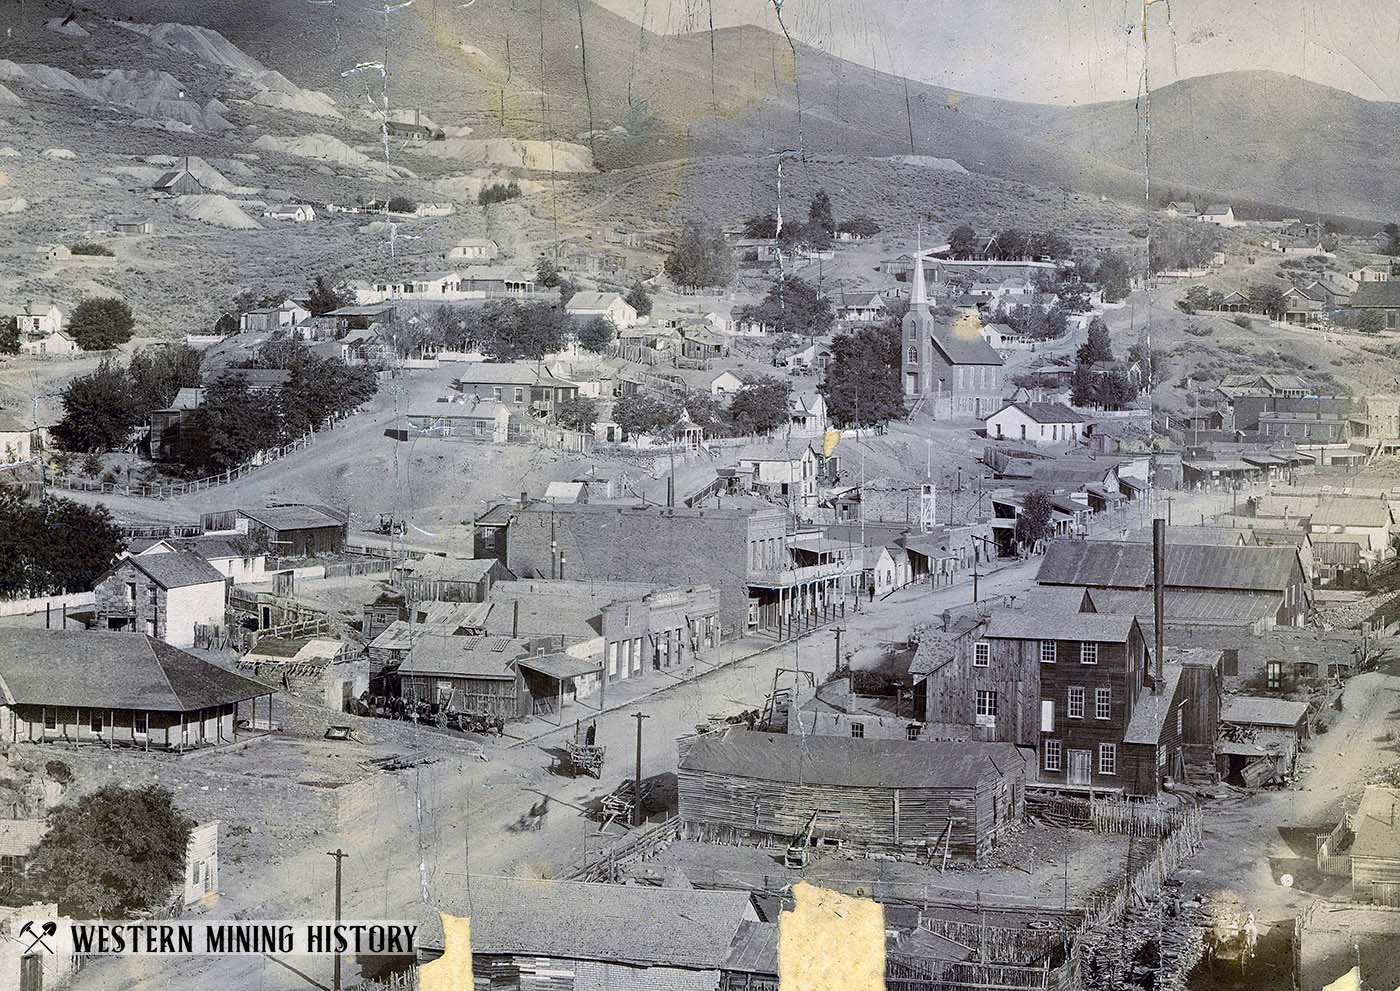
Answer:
(1038, 540, 1299, 593)
(679, 727, 1026, 789)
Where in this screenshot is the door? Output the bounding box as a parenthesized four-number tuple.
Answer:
(1068, 750, 1092, 786)
(905, 372, 919, 395)
(20, 954, 42, 991)
(341, 681, 353, 713)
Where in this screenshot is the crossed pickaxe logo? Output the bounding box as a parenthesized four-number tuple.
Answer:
(19, 920, 57, 954)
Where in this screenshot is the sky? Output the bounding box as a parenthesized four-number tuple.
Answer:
(591, 0, 1400, 104)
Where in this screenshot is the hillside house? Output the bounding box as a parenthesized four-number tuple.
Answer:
(565, 291, 638, 329)
(681, 325, 730, 361)
(985, 402, 1085, 447)
(781, 341, 833, 372)
(19, 328, 80, 358)
(678, 728, 1028, 861)
(1350, 265, 1391, 284)
(237, 506, 348, 557)
(733, 443, 822, 507)
(415, 877, 759, 988)
(1349, 281, 1400, 330)
(239, 299, 310, 334)
(93, 551, 226, 649)
(788, 391, 827, 435)
(132, 535, 267, 586)
(902, 261, 1004, 418)
(835, 290, 888, 323)
(114, 216, 153, 235)
(152, 166, 205, 197)
(1281, 283, 1328, 325)
(447, 237, 499, 262)
(710, 370, 746, 396)
(455, 364, 579, 416)
(1166, 201, 1198, 218)
(384, 118, 445, 142)
(14, 300, 62, 337)
(1198, 204, 1239, 226)
(0, 414, 34, 463)
(0, 630, 271, 750)
(263, 204, 315, 223)
(408, 400, 518, 442)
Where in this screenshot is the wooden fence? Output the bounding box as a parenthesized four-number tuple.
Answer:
(1073, 802, 1204, 938)
(1027, 792, 1192, 838)
(50, 433, 315, 500)
(887, 956, 1060, 991)
(561, 815, 679, 882)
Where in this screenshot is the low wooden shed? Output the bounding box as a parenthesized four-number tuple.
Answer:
(677, 728, 1029, 863)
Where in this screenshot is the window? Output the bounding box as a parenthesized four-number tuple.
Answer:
(0, 855, 20, 875)
(514, 386, 525, 403)
(1044, 740, 1062, 772)
(907, 346, 917, 365)
(850, 722, 865, 739)
(126, 581, 137, 602)
(1267, 661, 1282, 690)
(492, 386, 503, 400)
(1040, 699, 1054, 732)
(906, 724, 922, 741)
(976, 690, 998, 721)
(1095, 687, 1111, 721)
(90, 711, 104, 734)
(1068, 687, 1085, 719)
(973, 642, 990, 667)
(1157, 745, 1167, 769)
(1040, 641, 1057, 664)
(1080, 642, 1098, 665)
(43, 708, 56, 731)
(1098, 743, 1117, 775)
(134, 712, 148, 736)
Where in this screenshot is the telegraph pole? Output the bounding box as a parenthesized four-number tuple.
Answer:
(832, 626, 847, 674)
(326, 848, 348, 991)
(632, 712, 651, 827)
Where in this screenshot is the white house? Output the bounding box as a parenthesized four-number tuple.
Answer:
(565, 291, 638, 329)
(1350, 265, 1391, 284)
(788, 391, 827, 436)
(984, 401, 1086, 447)
(19, 330, 81, 358)
(703, 310, 735, 335)
(0, 414, 33, 463)
(240, 299, 312, 334)
(135, 536, 268, 586)
(414, 203, 455, 218)
(1198, 204, 1240, 227)
(835, 291, 888, 323)
(734, 444, 822, 506)
(263, 204, 316, 223)
(43, 244, 72, 262)
(710, 370, 746, 396)
(981, 322, 1029, 352)
(448, 238, 500, 262)
(15, 300, 63, 337)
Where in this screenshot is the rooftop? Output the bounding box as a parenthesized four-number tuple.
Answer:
(395, 634, 527, 680)
(239, 505, 345, 532)
(565, 291, 623, 311)
(0, 631, 268, 712)
(1350, 786, 1400, 862)
(1220, 695, 1310, 728)
(1122, 663, 1187, 745)
(985, 609, 1137, 643)
(1037, 540, 1301, 593)
(118, 550, 226, 589)
(991, 402, 1084, 425)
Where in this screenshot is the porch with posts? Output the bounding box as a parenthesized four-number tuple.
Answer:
(747, 563, 854, 640)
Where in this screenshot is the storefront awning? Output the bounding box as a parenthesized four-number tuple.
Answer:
(516, 653, 602, 681)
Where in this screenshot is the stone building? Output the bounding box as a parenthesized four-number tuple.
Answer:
(93, 551, 227, 649)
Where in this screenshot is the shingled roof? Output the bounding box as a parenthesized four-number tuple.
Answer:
(0, 631, 268, 711)
(1037, 540, 1300, 593)
(120, 550, 225, 589)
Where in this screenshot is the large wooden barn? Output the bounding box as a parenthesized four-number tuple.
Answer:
(677, 728, 1030, 863)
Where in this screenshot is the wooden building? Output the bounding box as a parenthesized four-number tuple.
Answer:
(416, 876, 760, 990)
(1219, 695, 1310, 783)
(1348, 786, 1400, 905)
(393, 556, 515, 604)
(0, 630, 271, 750)
(677, 727, 1029, 862)
(237, 505, 348, 557)
(393, 634, 528, 718)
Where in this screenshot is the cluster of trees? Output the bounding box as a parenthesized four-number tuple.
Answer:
(664, 222, 734, 290)
(68, 297, 137, 350)
(1148, 221, 1224, 272)
(0, 317, 20, 354)
(989, 300, 1068, 341)
(1069, 319, 1140, 411)
(0, 486, 125, 598)
(736, 275, 834, 339)
(1077, 251, 1136, 303)
(741, 190, 879, 252)
(947, 225, 1071, 262)
(819, 302, 908, 428)
(613, 375, 793, 440)
(478, 181, 521, 206)
(52, 346, 203, 453)
(69, 242, 114, 257)
(1013, 489, 1054, 554)
(5, 785, 193, 916)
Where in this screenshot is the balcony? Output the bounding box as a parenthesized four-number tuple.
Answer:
(747, 561, 860, 588)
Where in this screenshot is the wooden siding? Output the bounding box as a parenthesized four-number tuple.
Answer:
(923, 633, 1038, 746)
(399, 673, 518, 717)
(4, 703, 239, 749)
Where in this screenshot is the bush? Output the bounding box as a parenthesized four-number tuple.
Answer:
(69, 242, 114, 257)
(81, 453, 103, 477)
(1232, 314, 1252, 329)
(1183, 323, 1215, 337)
(478, 181, 521, 206)
(386, 196, 417, 214)
(68, 297, 136, 350)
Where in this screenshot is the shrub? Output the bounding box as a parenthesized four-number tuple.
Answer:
(386, 196, 417, 214)
(68, 297, 136, 350)
(1232, 314, 1252, 329)
(1183, 323, 1215, 337)
(478, 181, 521, 206)
(69, 242, 114, 257)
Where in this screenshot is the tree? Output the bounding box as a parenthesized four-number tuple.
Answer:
(0, 486, 125, 598)
(948, 225, 978, 259)
(577, 316, 614, 353)
(555, 396, 599, 433)
(664, 222, 734, 290)
(478, 181, 521, 206)
(743, 214, 779, 239)
(613, 391, 680, 439)
(213, 313, 239, 336)
(819, 321, 907, 427)
(1096, 371, 1139, 411)
(624, 283, 653, 317)
(994, 228, 1029, 261)
(25, 784, 193, 917)
(1356, 309, 1386, 334)
(740, 276, 834, 339)
(1180, 286, 1225, 314)
(52, 359, 139, 452)
(0, 316, 18, 354)
(1014, 489, 1054, 554)
(127, 345, 202, 412)
(1247, 284, 1286, 320)
(68, 297, 135, 350)
(472, 301, 571, 360)
(1070, 364, 1097, 407)
(178, 373, 284, 474)
(805, 190, 835, 249)
(386, 196, 417, 214)
(1089, 251, 1134, 302)
(1383, 223, 1400, 256)
(556, 277, 579, 308)
(306, 275, 353, 317)
(1126, 341, 1166, 390)
(1076, 318, 1114, 366)
(536, 257, 562, 289)
(837, 216, 880, 239)
(728, 376, 792, 435)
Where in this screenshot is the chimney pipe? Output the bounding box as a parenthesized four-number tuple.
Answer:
(520, 490, 528, 507)
(512, 599, 520, 638)
(1152, 517, 1165, 694)
(667, 474, 675, 508)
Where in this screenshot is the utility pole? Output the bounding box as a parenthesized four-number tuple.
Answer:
(326, 848, 348, 991)
(972, 546, 980, 604)
(832, 626, 847, 673)
(632, 712, 651, 827)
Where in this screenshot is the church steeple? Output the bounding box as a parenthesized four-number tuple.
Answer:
(911, 228, 927, 307)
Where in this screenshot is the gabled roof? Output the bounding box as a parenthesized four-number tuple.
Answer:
(1351, 282, 1400, 308)
(395, 633, 526, 680)
(984, 609, 1138, 643)
(1201, 204, 1232, 215)
(1350, 787, 1400, 861)
(153, 169, 202, 190)
(0, 631, 267, 711)
(239, 505, 345, 532)
(115, 550, 225, 589)
(1037, 539, 1300, 593)
(564, 291, 624, 312)
(926, 319, 1005, 366)
(417, 875, 755, 965)
(1122, 663, 1186, 745)
(990, 402, 1084, 425)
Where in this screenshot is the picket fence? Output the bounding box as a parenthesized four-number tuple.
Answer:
(49, 434, 314, 500)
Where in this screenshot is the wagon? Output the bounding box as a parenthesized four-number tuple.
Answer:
(563, 742, 606, 778)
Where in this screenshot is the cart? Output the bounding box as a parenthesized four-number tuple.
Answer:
(564, 741, 606, 778)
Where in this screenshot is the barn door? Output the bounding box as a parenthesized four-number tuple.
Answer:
(1375, 882, 1400, 907)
